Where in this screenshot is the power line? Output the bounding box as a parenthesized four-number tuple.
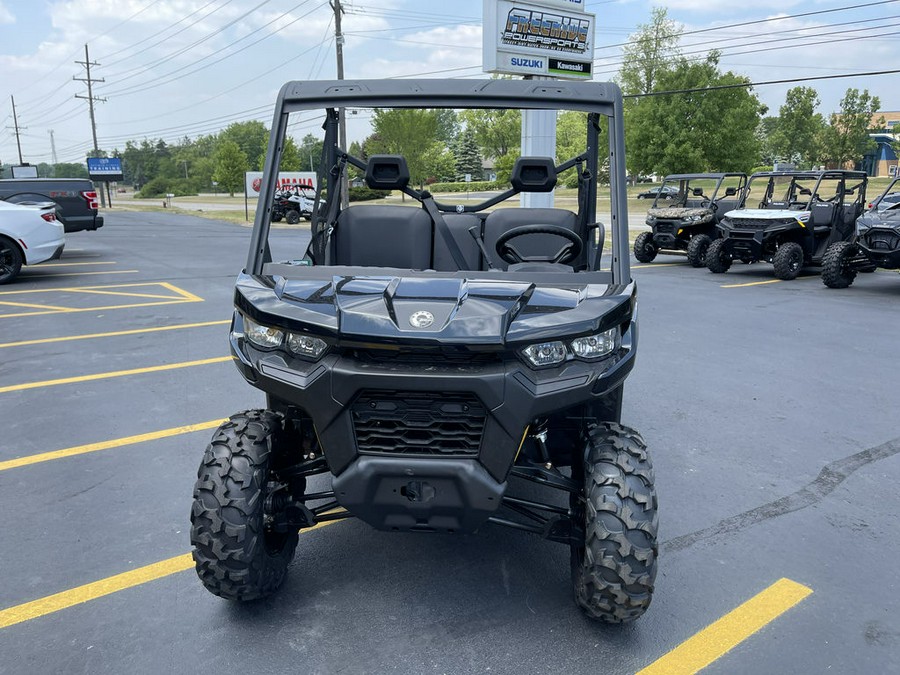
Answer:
(593, 0, 900, 53)
(98, 1, 324, 98)
(629, 67, 900, 99)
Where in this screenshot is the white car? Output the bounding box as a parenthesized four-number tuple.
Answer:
(0, 200, 66, 284)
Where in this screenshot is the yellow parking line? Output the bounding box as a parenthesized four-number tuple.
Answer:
(0, 419, 226, 472)
(63, 288, 182, 300)
(632, 263, 685, 269)
(0, 300, 77, 312)
(0, 320, 230, 349)
(0, 299, 198, 319)
(0, 519, 341, 630)
(39, 261, 117, 267)
(0, 282, 205, 318)
(0, 281, 201, 298)
(637, 578, 813, 675)
(159, 281, 204, 303)
(721, 279, 783, 288)
(24, 270, 139, 279)
(0, 356, 232, 394)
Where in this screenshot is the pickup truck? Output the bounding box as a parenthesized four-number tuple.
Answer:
(0, 178, 104, 233)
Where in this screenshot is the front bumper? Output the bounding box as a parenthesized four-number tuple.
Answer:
(229, 314, 636, 531)
(859, 232, 900, 269)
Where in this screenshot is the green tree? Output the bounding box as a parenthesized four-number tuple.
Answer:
(422, 142, 457, 183)
(260, 135, 301, 171)
(556, 111, 609, 186)
(459, 108, 521, 159)
(768, 87, 826, 168)
(213, 140, 248, 196)
(434, 109, 461, 145)
(454, 128, 483, 181)
(219, 121, 269, 172)
(818, 88, 882, 169)
(298, 134, 324, 171)
(51, 162, 89, 179)
(367, 109, 441, 186)
(627, 53, 763, 176)
(619, 7, 682, 97)
(756, 116, 781, 166)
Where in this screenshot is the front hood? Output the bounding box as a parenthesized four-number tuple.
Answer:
(647, 206, 713, 221)
(235, 272, 634, 346)
(724, 208, 809, 220)
(859, 208, 900, 230)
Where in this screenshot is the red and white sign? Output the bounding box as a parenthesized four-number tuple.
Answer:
(245, 171, 317, 196)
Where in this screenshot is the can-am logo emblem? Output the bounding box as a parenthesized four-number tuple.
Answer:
(409, 311, 434, 328)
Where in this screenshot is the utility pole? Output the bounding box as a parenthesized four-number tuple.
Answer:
(49, 130, 58, 176)
(332, 0, 349, 208)
(10, 95, 24, 164)
(74, 44, 108, 207)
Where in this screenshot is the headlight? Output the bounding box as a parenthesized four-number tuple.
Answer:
(521, 341, 566, 367)
(796, 212, 810, 223)
(287, 332, 328, 359)
(856, 220, 871, 233)
(244, 316, 284, 348)
(682, 215, 701, 223)
(646, 216, 656, 224)
(570, 328, 618, 360)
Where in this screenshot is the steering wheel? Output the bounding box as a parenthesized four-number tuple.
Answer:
(495, 224, 584, 265)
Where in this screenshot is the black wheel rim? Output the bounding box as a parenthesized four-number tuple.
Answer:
(790, 250, 802, 272)
(0, 247, 15, 281)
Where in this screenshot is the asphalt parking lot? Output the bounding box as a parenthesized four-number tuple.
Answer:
(1, 211, 899, 674)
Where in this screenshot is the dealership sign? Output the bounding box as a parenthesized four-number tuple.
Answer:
(244, 171, 317, 196)
(483, 0, 595, 79)
(87, 157, 123, 181)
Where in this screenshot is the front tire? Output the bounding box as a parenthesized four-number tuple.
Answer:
(633, 231, 658, 263)
(821, 241, 858, 288)
(285, 209, 301, 224)
(190, 410, 299, 601)
(0, 236, 24, 285)
(773, 241, 803, 280)
(705, 238, 732, 273)
(571, 423, 658, 623)
(686, 234, 712, 268)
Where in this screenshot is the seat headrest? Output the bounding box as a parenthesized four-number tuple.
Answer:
(365, 155, 410, 190)
(510, 157, 557, 193)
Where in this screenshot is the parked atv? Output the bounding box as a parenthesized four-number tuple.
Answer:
(706, 170, 868, 280)
(271, 185, 315, 223)
(189, 79, 658, 623)
(634, 172, 747, 267)
(822, 176, 900, 287)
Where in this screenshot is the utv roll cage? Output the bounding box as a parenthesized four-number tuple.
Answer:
(247, 79, 631, 285)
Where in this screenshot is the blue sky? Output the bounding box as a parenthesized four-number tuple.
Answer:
(1, 0, 898, 167)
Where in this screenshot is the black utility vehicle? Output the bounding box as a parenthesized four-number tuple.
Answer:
(822, 176, 900, 287)
(189, 79, 658, 623)
(634, 173, 747, 267)
(706, 170, 868, 280)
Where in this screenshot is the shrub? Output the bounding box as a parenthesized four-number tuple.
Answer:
(426, 180, 505, 193)
(136, 177, 198, 198)
(348, 186, 390, 201)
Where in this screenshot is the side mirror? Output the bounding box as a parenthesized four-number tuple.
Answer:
(692, 188, 704, 196)
(799, 187, 812, 196)
(724, 187, 737, 197)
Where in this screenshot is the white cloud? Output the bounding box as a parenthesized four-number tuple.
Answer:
(0, 1, 13, 24)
